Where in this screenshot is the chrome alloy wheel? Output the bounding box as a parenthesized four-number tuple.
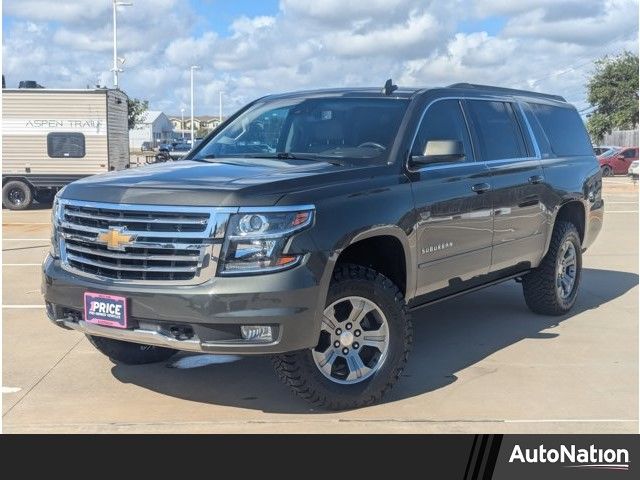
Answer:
(312, 296, 390, 385)
(556, 240, 577, 299)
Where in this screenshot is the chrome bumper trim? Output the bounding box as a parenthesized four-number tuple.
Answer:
(60, 319, 205, 352)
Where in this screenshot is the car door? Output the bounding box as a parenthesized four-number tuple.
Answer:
(618, 148, 639, 174)
(464, 99, 546, 272)
(407, 98, 494, 299)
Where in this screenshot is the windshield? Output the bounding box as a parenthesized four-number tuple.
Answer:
(600, 148, 620, 158)
(192, 96, 409, 163)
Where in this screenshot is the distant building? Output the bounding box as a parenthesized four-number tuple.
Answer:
(129, 110, 174, 149)
(169, 115, 224, 138)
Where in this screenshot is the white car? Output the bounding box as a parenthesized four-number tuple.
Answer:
(628, 160, 639, 179)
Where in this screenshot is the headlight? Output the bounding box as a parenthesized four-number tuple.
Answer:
(50, 188, 65, 258)
(219, 207, 314, 275)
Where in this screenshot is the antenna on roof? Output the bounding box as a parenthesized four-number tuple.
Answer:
(382, 78, 398, 96)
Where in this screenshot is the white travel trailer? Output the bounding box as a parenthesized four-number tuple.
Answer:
(2, 88, 129, 209)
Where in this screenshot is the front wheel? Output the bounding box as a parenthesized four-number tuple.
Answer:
(522, 221, 582, 315)
(601, 165, 614, 177)
(273, 264, 413, 410)
(87, 335, 177, 365)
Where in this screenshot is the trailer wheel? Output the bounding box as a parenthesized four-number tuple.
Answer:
(2, 180, 33, 210)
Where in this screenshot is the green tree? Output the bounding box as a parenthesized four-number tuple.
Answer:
(586, 51, 639, 143)
(127, 97, 149, 130)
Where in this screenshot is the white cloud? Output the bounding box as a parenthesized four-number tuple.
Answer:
(2, 0, 638, 116)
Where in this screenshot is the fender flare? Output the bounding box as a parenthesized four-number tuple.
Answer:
(314, 225, 416, 319)
(541, 197, 588, 258)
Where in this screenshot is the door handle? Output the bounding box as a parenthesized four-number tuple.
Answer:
(472, 182, 491, 194)
(528, 174, 544, 184)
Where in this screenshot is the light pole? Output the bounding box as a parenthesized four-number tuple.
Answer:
(112, 1, 133, 88)
(219, 91, 223, 125)
(190, 65, 200, 144)
(180, 108, 185, 140)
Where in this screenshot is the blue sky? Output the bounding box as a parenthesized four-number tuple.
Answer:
(189, 0, 280, 35)
(2, 0, 638, 115)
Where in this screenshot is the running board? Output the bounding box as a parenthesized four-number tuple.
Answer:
(408, 271, 530, 312)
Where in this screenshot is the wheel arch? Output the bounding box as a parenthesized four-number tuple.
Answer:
(323, 226, 415, 300)
(2, 176, 35, 190)
(542, 199, 586, 258)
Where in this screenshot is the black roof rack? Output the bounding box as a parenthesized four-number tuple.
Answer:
(448, 83, 566, 102)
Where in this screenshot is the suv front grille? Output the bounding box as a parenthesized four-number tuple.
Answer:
(57, 200, 234, 285)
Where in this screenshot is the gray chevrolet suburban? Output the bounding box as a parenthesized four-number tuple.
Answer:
(43, 82, 604, 409)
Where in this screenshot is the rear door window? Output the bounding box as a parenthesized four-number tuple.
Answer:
(466, 100, 527, 161)
(47, 132, 86, 158)
(528, 103, 593, 156)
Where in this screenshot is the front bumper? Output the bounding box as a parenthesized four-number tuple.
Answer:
(42, 255, 324, 354)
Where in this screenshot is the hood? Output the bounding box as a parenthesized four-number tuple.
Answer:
(61, 158, 368, 206)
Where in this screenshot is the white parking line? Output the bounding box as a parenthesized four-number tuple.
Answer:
(607, 202, 639, 204)
(606, 211, 638, 214)
(3, 223, 50, 226)
(2, 305, 45, 308)
(3, 263, 42, 266)
(2, 386, 22, 394)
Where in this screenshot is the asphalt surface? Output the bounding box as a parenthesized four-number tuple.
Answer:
(2, 178, 638, 433)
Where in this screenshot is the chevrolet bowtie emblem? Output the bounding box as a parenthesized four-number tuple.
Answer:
(97, 228, 135, 251)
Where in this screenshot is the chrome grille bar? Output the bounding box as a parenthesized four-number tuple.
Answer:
(66, 253, 200, 272)
(64, 243, 201, 262)
(64, 210, 209, 225)
(57, 199, 236, 285)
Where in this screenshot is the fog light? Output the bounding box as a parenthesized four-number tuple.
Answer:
(240, 325, 273, 342)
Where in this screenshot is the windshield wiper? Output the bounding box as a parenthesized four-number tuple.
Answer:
(274, 152, 344, 166)
(193, 154, 216, 162)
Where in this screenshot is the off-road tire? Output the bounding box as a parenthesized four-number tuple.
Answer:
(522, 221, 582, 315)
(87, 335, 177, 365)
(2, 180, 32, 210)
(272, 264, 413, 410)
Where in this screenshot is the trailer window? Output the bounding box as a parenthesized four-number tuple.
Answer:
(47, 132, 85, 158)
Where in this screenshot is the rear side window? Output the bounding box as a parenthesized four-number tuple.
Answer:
(623, 148, 638, 158)
(412, 99, 474, 161)
(47, 132, 85, 158)
(528, 103, 593, 156)
(521, 103, 553, 158)
(466, 100, 527, 161)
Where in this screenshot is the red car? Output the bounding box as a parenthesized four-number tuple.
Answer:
(598, 146, 639, 176)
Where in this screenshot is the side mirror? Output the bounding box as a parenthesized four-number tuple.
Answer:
(410, 140, 465, 166)
(617, 154, 625, 160)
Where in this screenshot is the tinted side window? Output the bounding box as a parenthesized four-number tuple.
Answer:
(521, 102, 553, 158)
(623, 148, 637, 158)
(47, 132, 85, 158)
(412, 99, 473, 161)
(528, 103, 593, 156)
(466, 100, 527, 161)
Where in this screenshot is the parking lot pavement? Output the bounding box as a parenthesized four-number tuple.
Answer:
(2, 180, 638, 433)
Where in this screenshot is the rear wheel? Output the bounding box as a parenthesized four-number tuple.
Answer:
(87, 335, 177, 365)
(601, 165, 613, 177)
(522, 221, 582, 315)
(273, 264, 413, 410)
(2, 180, 32, 210)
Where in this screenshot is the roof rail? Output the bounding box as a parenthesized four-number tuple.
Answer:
(448, 83, 566, 102)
